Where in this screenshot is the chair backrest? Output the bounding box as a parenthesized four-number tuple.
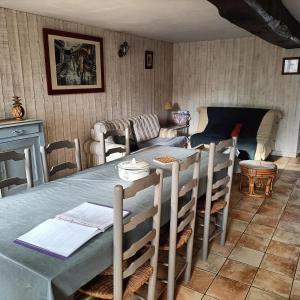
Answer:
(0, 148, 33, 194)
(167, 151, 200, 291)
(113, 169, 163, 300)
(99, 128, 130, 164)
(205, 137, 237, 242)
(206, 138, 237, 203)
(170, 151, 200, 237)
(40, 138, 82, 182)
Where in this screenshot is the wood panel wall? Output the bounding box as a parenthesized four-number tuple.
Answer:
(173, 37, 300, 157)
(0, 7, 173, 167)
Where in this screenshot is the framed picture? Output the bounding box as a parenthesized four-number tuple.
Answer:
(145, 50, 153, 69)
(282, 57, 300, 75)
(43, 28, 105, 95)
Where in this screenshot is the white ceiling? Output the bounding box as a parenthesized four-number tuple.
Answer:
(0, 0, 299, 43)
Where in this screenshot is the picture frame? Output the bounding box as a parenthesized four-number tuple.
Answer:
(282, 57, 300, 75)
(145, 50, 153, 69)
(43, 28, 105, 95)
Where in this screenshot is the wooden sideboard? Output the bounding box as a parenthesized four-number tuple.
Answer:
(0, 119, 45, 196)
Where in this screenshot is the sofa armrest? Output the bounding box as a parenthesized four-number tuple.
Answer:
(159, 128, 178, 138)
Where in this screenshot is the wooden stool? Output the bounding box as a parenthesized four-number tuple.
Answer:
(239, 160, 277, 198)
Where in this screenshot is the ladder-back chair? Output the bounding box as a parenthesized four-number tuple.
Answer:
(99, 128, 130, 164)
(200, 137, 237, 261)
(159, 151, 200, 300)
(0, 148, 33, 196)
(40, 138, 82, 182)
(78, 169, 163, 300)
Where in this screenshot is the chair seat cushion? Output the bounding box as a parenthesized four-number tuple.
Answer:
(159, 226, 193, 250)
(79, 263, 153, 299)
(138, 136, 188, 149)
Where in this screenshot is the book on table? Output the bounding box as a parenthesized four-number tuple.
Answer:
(15, 202, 129, 259)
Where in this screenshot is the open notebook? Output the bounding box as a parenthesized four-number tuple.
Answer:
(15, 202, 129, 260)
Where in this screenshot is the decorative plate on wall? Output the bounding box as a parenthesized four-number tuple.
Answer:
(43, 28, 105, 95)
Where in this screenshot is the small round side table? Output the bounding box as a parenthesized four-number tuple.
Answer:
(239, 160, 277, 198)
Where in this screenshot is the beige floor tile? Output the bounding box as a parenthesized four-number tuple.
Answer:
(295, 260, 300, 281)
(266, 240, 300, 260)
(238, 234, 270, 252)
(219, 259, 257, 285)
(244, 223, 275, 239)
(206, 275, 250, 300)
(291, 280, 300, 300)
(228, 219, 249, 233)
(251, 214, 280, 227)
(159, 285, 203, 300)
(183, 268, 215, 294)
(209, 228, 242, 257)
(235, 198, 262, 213)
(277, 220, 300, 234)
(252, 269, 293, 298)
(260, 253, 297, 277)
(245, 287, 287, 300)
(257, 202, 283, 217)
(231, 209, 254, 222)
(194, 252, 226, 274)
(229, 246, 264, 267)
(202, 296, 218, 300)
(281, 211, 300, 224)
(273, 229, 300, 246)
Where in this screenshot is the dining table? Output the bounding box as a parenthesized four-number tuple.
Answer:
(0, 145, 222, 300)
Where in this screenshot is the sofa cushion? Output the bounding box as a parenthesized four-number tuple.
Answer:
(190, 133, 224, 148)
(131, 114, 160, 143)
(137, 136, 188, 149)
(92, 119, 132, 142)
(202, 122, 235, 139)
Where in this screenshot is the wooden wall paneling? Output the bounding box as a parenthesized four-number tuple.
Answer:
(172, 37, 300, 156)
(5, 9, 26, 111)
(0, 8, 173, 168)
(27, 14, 46, 123)
(17, 11, 35, 119)
(0, 8, 14, 119)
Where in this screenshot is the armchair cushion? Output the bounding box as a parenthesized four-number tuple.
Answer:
(159, 128, 177, 138)
(131, 114, 160, 143)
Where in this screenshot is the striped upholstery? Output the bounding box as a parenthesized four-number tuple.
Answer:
(91, 119, 132, 142)
(130, 114, 160, 143)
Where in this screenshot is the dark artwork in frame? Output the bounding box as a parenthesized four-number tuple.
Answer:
(145, 50, 153, 69)
(282, 57, 300, 75)
(43, 28, 105, 95)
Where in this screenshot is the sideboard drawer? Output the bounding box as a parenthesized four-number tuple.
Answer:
(0, 124, 39, 140)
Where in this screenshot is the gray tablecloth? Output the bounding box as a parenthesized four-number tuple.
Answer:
(0, 146, 214, 300)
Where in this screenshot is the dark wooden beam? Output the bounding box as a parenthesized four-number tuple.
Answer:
(208, 0, 300, 49)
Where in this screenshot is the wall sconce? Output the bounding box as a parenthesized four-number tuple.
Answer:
(118, 41, 129, 57)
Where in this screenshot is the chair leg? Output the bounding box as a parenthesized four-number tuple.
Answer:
(202, 211, 210, 261)
(220, 202, 229, 246)
(167, 242, 177, 300)
(184, 231, 194, 283)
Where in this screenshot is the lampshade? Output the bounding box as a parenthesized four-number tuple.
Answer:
(164, 101, 173, 111)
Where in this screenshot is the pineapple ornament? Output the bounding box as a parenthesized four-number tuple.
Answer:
(11, 96, 25, 120)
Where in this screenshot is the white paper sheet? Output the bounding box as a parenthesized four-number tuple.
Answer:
(16, 219, 99, 258)
(56, 202, 129, 231)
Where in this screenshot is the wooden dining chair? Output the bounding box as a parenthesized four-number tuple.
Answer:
(40, 138, 82, 182)
(0, 148, 33, 195)
(99, 128, 130, 164)
(159, 151, 200, 300)
(78, 169, 163, 300)
(199, 137, 237, 261)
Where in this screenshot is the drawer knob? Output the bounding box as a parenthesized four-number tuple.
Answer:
(11, 129, 24, 135)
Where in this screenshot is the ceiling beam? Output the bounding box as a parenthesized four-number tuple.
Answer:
(207, 0, 300, 48)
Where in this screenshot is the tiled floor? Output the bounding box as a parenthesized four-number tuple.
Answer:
(165, 156, 300, 300)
